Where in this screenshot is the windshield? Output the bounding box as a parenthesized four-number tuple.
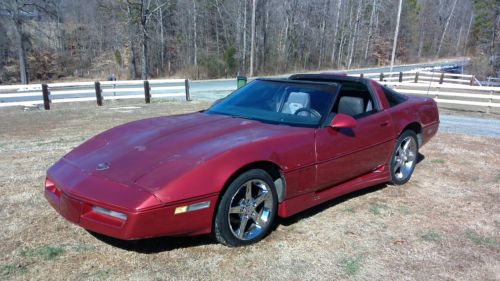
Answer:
(206, 80, 338, 127)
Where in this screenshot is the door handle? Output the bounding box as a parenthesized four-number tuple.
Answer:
(380, 121, 389, 127)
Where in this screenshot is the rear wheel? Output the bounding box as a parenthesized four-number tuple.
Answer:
(214, 169, 278, 246)
(390, 130, 419, 185)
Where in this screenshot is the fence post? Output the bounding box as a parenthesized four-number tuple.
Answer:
(399, 72, 403, 83)
(144, 80, 151, 103)
(379, 73, 384, 82)
(470, 75, 474, 86)
(185, 79, 191, 101)
(414, 72, 419, 83)
(94, 81, 103, 106)
(439, 72, 444, 84)
(487, 90, 493, 114)
(42, 84, 50, 110)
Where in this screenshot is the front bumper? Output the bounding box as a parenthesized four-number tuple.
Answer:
(45, 160, 217, 240)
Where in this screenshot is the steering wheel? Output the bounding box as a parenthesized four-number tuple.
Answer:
(294, 108, 321, 119)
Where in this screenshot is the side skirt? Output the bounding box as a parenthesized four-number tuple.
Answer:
(277, 165, 390, 218)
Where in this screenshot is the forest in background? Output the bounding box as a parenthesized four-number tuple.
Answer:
(0, 0, 498, 84)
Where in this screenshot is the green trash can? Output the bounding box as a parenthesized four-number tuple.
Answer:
(237, 76, 247, 89)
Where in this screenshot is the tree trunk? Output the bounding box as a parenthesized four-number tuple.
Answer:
(317, 0, 329, 69)
(455, 25, 463, 55)
(249, 0, 257, 77)
(141, 28, 148, 80)
(347, 0, 362, 69)
(463, 12, 473, 54)
(330, 0, 342, 65)
(127, 3, 138, 79)
(364, 0, 376, 60)
(192, 0, 198, 67)
(158, 3, 165, 72)
(390, 0, 403, 72)
(242, 0, 248, 73)
(436, 0, 457, 57)
(13, 19, 28, 84)
(261, 3, 269, 71)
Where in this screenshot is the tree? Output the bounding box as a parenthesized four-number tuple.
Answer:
(0, 0, 56, 84)
(390, 0, 403, 72)
(249, 0, 257, 77)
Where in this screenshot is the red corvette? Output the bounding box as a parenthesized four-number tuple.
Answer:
(45, 74, 439, 246)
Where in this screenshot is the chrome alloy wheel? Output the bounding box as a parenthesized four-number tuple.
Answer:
(228, 179, 274, 241)
(393, 136, 417, 180)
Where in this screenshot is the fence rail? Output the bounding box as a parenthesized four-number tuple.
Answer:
(1, 71, 499, 112)
(0, 78, 190, 109)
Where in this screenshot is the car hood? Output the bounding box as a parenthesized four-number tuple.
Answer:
(63, 112, 294, 191)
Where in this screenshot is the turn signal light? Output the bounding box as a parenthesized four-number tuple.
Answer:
(45, 178, 60, 196)
(92, 206, 127, 221)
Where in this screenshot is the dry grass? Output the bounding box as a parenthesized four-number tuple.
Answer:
(0, 100, 499, 281)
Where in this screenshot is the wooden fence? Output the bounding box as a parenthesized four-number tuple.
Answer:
(350, 71, 499, 113)
(1, 71, 499, 112)
(0, 79, 190, 109)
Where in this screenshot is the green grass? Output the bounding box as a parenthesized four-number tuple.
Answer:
(73, 244, 96, 253)
(1, 264, 28, 278)
(78, 269, 112, 281)
(465, 231, 498, 247)
(421, 230, 442, 242)
(343, 207, 356, 214)
(493, 174, 500, 183)
(397, 206, 411, 215)
(431, 159, 446, 164)
(369, 204, 388, 216)
(20, 245, 65, 260)
(340, 255, 365, 276)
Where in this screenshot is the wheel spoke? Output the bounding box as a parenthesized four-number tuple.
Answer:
(403, 139, 410, 152)
(407, 151, 416, 161)
(394, 161, 402, 172)
(254, 191, 269, 207)
(245, 182, 253, 200)
(229, 206, 242, 214)
(237, 216, 249, 238)
(253, 210, 265, 227)
(396, 146, 403, 156)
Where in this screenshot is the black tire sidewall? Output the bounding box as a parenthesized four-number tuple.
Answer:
(390, 130, 419, 185)
(214, 169, 278, 246)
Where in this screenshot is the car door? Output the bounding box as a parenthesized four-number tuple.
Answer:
(314, 85, 395, 190)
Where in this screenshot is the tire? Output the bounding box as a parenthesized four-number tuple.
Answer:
(214, 169, 278, 246)
(390, 130, 419, 185)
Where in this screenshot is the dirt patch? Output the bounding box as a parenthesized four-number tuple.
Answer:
(0, 100, 498, 280)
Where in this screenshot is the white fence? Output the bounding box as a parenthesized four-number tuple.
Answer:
(1, 71, 499, 112)
(349, 71, 499, 113)
(0, 79, 190, 109)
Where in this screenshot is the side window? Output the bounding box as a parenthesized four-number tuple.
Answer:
(334, 82, 377, 119)
(382, 86, 408, 107)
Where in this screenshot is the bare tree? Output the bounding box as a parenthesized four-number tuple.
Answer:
(0, 0, 55, 84)
(390, 0, 403, 72)
(249, 0, 257, 77)
(436, 0, 457, 57)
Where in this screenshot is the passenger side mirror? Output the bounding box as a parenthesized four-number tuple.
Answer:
(330, 113, 357, 129)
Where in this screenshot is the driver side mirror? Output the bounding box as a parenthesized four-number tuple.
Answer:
(330, 113, 357, 129)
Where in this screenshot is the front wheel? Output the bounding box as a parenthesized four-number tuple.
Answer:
(214, 169, 278, 246)
(390, 130, 419, 185)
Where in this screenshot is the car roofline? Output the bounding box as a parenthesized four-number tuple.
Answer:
(255, 77, 340, 88)
(288, 73, 365, 83)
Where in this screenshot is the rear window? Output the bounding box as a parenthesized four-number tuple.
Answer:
(382, 86, 408, 107)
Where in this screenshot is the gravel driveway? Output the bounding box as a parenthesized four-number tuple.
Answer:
(439, 114, 500, 138)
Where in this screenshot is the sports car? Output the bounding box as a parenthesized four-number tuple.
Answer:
(45, 73, 439, 246)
